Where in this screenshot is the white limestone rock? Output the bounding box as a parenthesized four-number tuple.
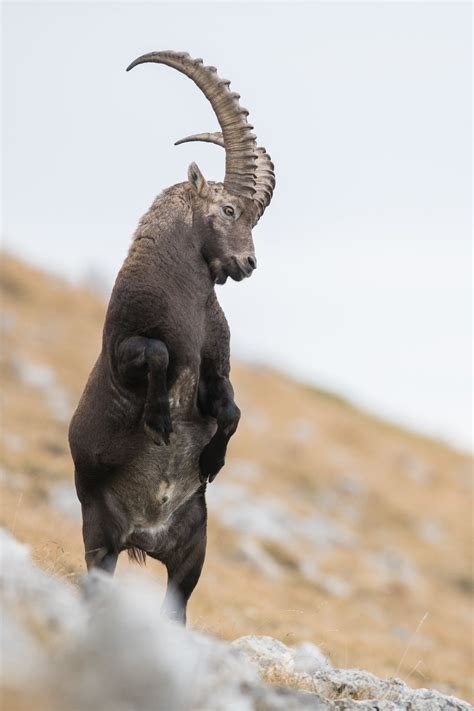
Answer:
(0, 529, 471, 711)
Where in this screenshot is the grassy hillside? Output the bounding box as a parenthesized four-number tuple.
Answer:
(1, 252, 472, 702)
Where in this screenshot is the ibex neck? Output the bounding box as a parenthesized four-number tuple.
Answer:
(125, 183, 214, 298)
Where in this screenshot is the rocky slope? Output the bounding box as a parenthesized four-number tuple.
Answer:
(0, 253, 472, 705)
(1, 529, 471, 710)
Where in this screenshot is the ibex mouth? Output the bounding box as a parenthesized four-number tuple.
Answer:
(231, 257, 252, 281)
(209, 257, 253, 285)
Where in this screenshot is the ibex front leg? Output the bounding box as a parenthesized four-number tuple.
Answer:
(199, 371, 240, 482)
(117, 336, 172, 445)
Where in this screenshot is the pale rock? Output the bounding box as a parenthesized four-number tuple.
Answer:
(0, 530, 471, 711)
(0, 528, 84, 639)
(292, 641, 332, 674)
(308, 668, 471, 710)
(232, 635, 296, 673)
(55, 571, 199, 711)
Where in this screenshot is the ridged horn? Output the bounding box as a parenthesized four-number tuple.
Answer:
(127, 51, 258, 199)
(253, 146, 276, 222)
(175, 131, 275, 222)
(175, 132, 225, 148)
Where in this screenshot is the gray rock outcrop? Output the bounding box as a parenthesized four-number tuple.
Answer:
(0, 529, 471, 711)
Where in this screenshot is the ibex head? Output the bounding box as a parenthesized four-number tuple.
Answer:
(185, 160, 257, 283)
(127, 51, 275, 285)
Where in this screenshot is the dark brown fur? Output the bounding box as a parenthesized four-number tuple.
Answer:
(69, 168, 258, 623)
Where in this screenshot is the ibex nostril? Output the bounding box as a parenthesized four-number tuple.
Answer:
(247, 256, 257, 270)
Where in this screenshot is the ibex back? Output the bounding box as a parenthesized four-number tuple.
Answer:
(69, 51, 275, 624)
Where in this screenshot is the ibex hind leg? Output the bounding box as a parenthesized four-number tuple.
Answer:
(160, 535, 206, 625)
(150, 492, 207, 625)
(81, 502, 120, 574)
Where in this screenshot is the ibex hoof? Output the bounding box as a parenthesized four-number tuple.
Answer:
(144, 415, 172, 446)
(199, 446, 225, 483)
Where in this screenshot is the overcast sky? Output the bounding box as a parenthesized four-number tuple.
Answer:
(2, 1, 472, 450)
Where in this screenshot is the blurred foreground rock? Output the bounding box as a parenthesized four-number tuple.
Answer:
(0, 529, 471, 711)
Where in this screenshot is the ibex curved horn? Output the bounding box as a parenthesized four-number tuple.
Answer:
(126, 51, 258, 200)
(175, 131, 275, 223)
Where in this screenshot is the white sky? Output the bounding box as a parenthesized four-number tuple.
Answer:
(2, 1, 472, 450)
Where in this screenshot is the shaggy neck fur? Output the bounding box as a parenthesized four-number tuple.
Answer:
(126, 183, 213, 297)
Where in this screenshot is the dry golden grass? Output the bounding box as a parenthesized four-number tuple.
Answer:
(260, 667, 318, 695)
(1, 252, 472, 702)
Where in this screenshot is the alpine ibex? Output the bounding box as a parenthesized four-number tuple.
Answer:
(69, 51, 275, 623)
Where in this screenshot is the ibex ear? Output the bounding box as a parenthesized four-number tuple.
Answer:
(187, 162, 208, 197)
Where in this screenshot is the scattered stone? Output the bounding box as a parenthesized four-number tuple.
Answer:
(208, 483, 355, 551)
(288, 418, 314, 443)
(14, 358, 72, 422)
(49, 483, 81, 521)
(0, 310, 16, 333)
(1, 432, 25, 452)
(370, 549, 419, 588)
(398, 454, 432, 484)
(227, 458, 263, 481)
(416, 519, 444, 544)
(237, 537, 282, 579)
(244, 408, 270, 433)
(317, 574, 352, 598)
(337, 473, 367, 497)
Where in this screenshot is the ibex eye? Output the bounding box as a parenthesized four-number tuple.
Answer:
(222, 205, 235, 218)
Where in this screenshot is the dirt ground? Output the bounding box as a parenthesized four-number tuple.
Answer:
(1, 253, 472, 702)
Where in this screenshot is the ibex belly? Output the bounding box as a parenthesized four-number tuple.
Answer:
(107, 368, 215, 551)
